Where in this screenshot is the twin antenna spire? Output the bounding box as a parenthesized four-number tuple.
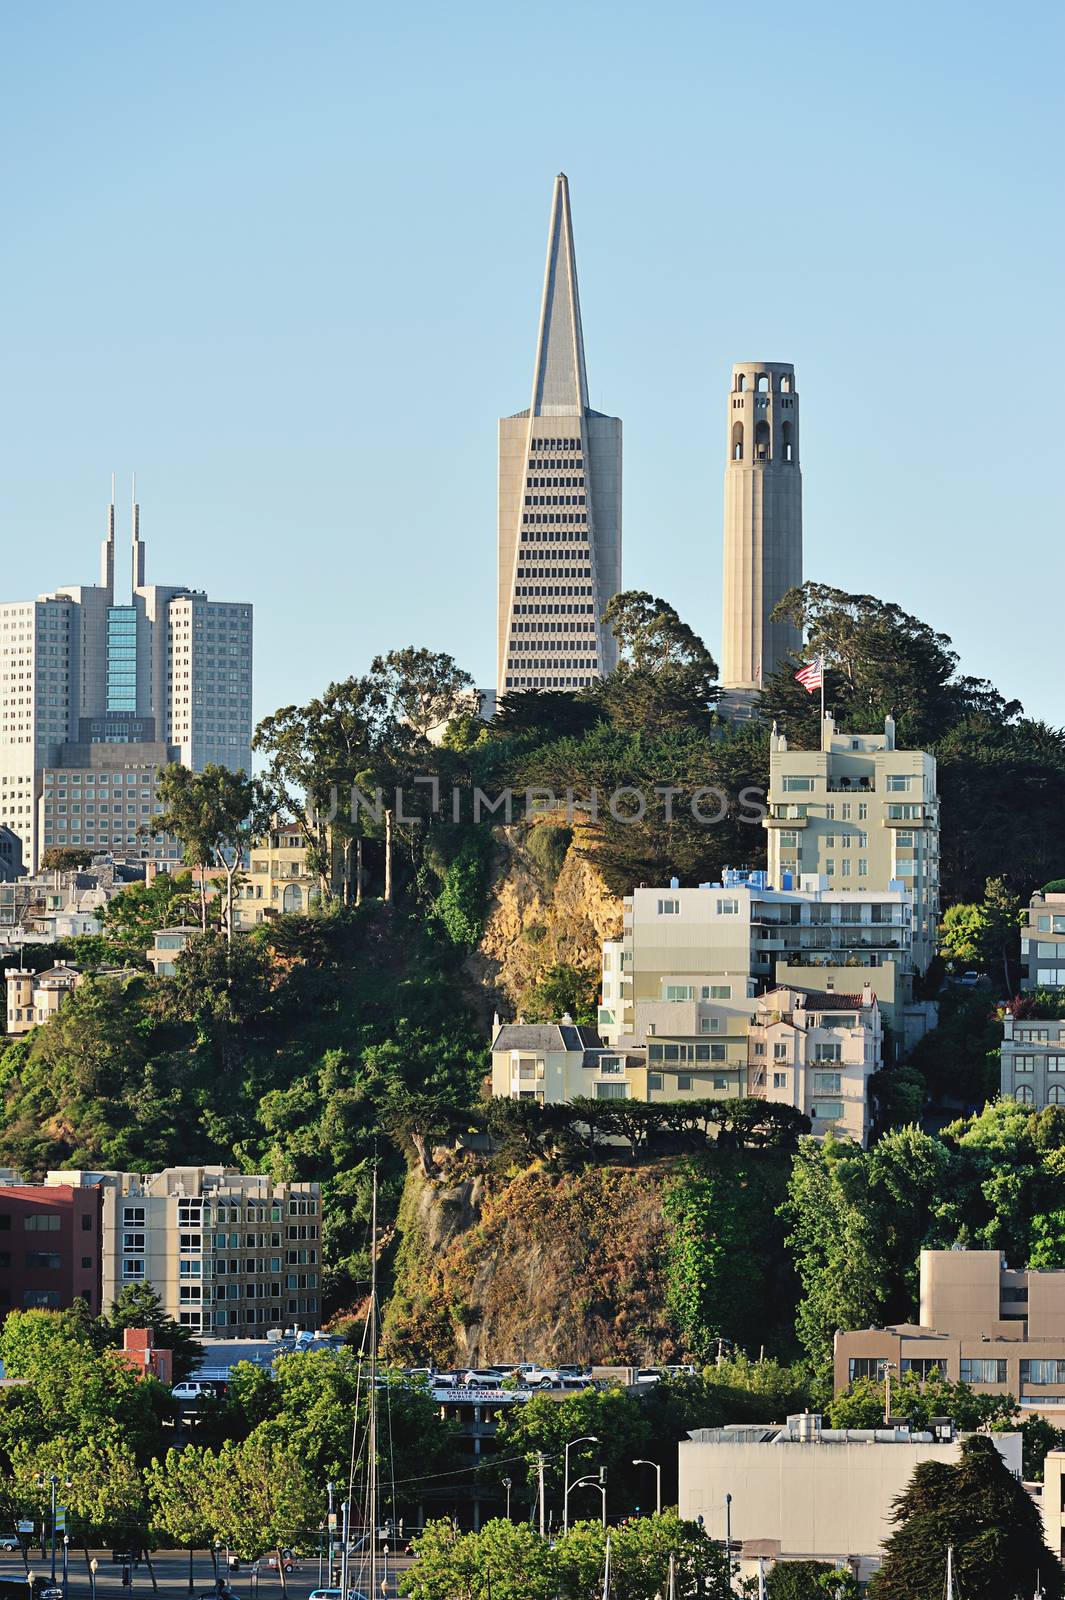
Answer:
(102, 473, 145, 595)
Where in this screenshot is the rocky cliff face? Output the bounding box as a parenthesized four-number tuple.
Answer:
(381, 1156, 679, 1368)
(468, 823, 624, 1019)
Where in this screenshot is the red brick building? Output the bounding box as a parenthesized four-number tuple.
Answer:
(0, 1177, 102, 1315)
(114, 1326, 173, 1384)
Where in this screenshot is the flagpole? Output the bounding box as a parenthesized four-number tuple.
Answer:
(820, 654, 825, 749)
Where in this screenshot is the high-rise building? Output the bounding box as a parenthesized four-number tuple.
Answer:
(0, 482, 253, 870)
(720, 361, 802, 697)
(497, 174, 621, 696)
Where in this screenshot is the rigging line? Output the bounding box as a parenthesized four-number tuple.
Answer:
(389, 1450, 563, 1487)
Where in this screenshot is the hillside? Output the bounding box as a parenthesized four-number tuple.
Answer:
(381, 1155, 678, 1367)
(468, 821, 623, 1021)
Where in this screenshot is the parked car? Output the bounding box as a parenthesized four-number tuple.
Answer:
(265, 1551, 300, 1572)
(172, 1380, 215, 1402)
(0, 1534, 22, 1551)
(307, 1588, 367, 1600)
(957, 970, 981, 987)
(463, 1370, 503, 1388)
(39, 1587, 64, 1600)
(522, 1367, 562, 1388)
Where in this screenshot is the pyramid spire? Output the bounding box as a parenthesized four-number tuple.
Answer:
(529, 173, 589, 417)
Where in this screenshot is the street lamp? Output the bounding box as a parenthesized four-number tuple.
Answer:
(632, 1459, 661, 1517)
(61, 1535, 69, 1600)
(562, 1435, 599, 1534)
(568, 1471, 607, 1529)
(34, 1475, 59, 1582)
(502, 1478, 512, 1521)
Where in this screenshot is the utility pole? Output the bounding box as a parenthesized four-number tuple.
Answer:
(537, 1454, 546, 1538)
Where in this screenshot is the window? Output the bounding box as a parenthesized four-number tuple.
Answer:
(1015, 1085, 1035, 1105)
(24, 1252, 61, 1270)
(782, 776, 813, 792)
(122, 1258, 145, 1280)
(886, 774, 911, 792)
(960, 1359, 1008, 1384)
(753, 1042, 766, 1057)
(811, 1101, 843, 1121)
(123, 1232, 145, 1252)
(24, 1213, 60, 1232)
(716, 898, 739, 916)
(772, 1072, 787, 1089)
(1022, 1360, 1065, 1385)
(81, 1214, 93, 1232)
(656, 899, 680, 916)
(901, 1358, 947, 1379)
(814, 1043, 842, 1063)
(703, 984, 732, 999)
(123, 1206, 145, 1225)
(774, 1042, 788, 1060)
(813, 1072, 842, 1093)
(677, 1075, 692, 1091)
(595, 1082, 628, 1100)
(1049, 1085, 1065, 1105)
(648, 1073, 663, 1091)
(849, 1358, 888, 1382)
(665, 985, 695, 1001)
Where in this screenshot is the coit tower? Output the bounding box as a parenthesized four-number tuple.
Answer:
(720, 361, 803, 695)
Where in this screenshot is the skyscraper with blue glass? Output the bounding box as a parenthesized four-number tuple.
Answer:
(0, 481, 253, 870)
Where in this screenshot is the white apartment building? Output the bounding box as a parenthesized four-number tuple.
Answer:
(599, 870, 914, 1046)
(765, 714, 939, 971)
(49, 1166, 321, 1335)
(0, 485, 252, 870)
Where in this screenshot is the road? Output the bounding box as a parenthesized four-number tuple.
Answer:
(0, 1548, 416, 1600)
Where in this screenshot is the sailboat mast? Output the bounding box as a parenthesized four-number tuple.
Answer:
(368, 1171, 378, 1599)
(946, 1542, 954, 1600)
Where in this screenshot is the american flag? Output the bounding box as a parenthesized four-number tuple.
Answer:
(794, 655, 824, 693)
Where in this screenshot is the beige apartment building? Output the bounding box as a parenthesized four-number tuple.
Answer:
(232, 823, 319, 928)
(747, 985, 881, 1145)
(489, 1022, 643, 1104)
(835, 1250, 1065, 1420)
(1000, 1012, 1065, 1109)
(765, 714, 939, 971)
(6, 962, 82, 1033)
(678, 1413, 1021, 1584)
(1021, 889, 1065, 990)
(497, 174, 621, 696)
(48, 1166, 321, 1335)
(720, 362, 803, 701)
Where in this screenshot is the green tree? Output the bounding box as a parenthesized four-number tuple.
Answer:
(871, 1434, 1063, 1599)
(98, 871, 198, 965)
(155, 764, 272, 940)
(400, 1518, 559, 1600)
(760, 582, 1017, 751)
(492, 1388, 650, 1519)
(367, 647, 475, 742)
(939, 878, 1022, 992)
(145, 1445, 218, 1559)
(594, 591, 719, 732)
(100, 1283, 204, 1383)
(39, 847, 93, 871)
(556, 1512, 732, 1600)
(522, 961, 599, 1024)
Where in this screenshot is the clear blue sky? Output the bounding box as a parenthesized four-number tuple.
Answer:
(3, 0, 1062, 726)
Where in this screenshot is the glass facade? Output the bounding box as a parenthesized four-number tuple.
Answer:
(106, 606, 137, 712)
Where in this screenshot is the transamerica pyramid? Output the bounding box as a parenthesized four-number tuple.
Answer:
(496, 174, 622, 697)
